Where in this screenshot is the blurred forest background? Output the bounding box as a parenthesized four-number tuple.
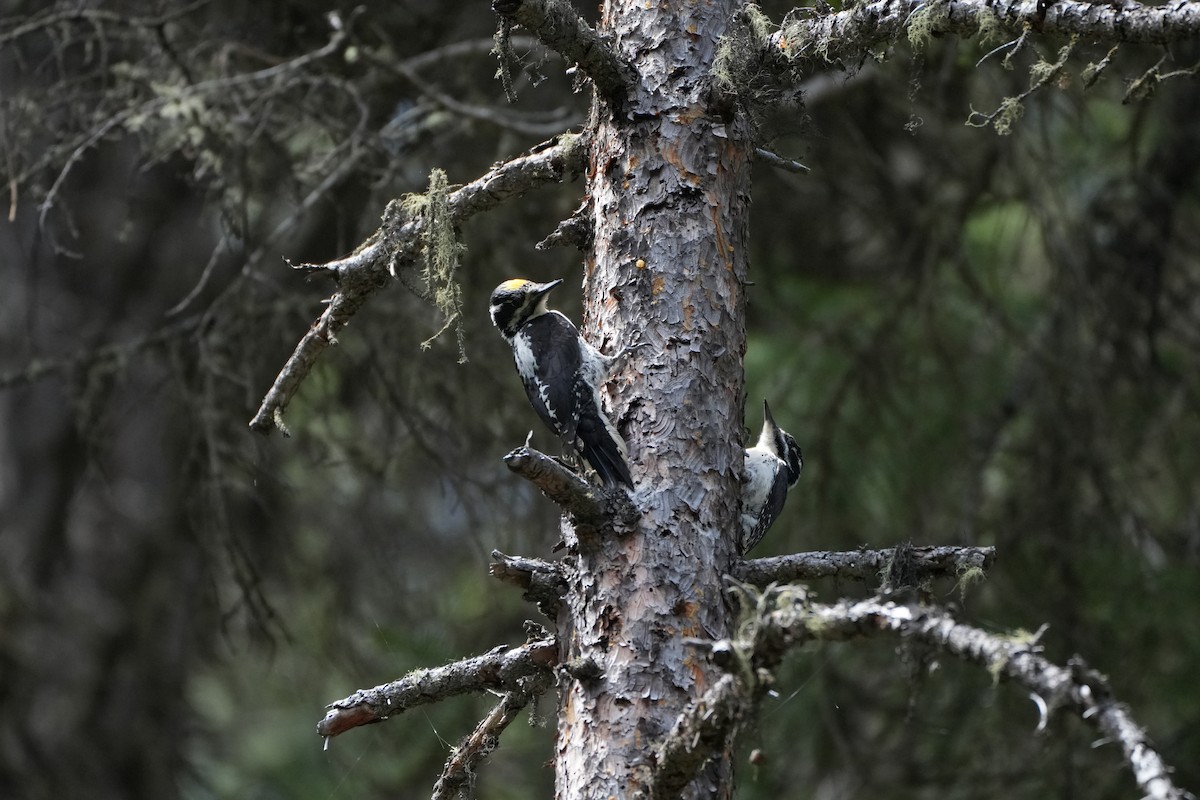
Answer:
(1, 1, 1198, 798)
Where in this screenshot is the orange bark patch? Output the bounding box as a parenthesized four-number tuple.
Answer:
(651, 275, 665, 295)
(661, 142, 702, 186)
(712, 206, 733, 270)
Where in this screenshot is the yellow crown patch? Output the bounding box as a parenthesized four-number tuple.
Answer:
(499, 278, 532, 291)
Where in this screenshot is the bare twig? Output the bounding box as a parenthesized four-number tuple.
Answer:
(249, 133, 588, 434)
(734, 544, 995, 586)
(368, 49, 581, 137)
(0, 0, 212, 46)
(966, 38, 1076, 133)
(491, 0, 633, 102)
(0, 316, 203, 389)
(430, 672, 555, 800)
(754, 147, 810, 173)
(398, 35, 541, 72)
(317, 636, 558, 739)
(30, 7, 361, 242)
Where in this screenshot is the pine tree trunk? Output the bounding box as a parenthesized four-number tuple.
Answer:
(556, 1, 752, 797)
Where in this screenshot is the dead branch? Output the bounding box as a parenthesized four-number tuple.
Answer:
(660, 590, 1193, 800)
(0, 316, 203, 390)
(754, 147, 810, 173)
(490, 550, 567, 617)
(0, 0, 212, 46)
(775, 0, 1200, 66)
(648, 672, 751, 800)
(793, 598, 1192, 800)
(734, 544, 995, 586)
(430, 672, 553, 800)
(249, 134, 588, 434)
(488, 545, 995, 618)
(317, 636, 558, 739)
(502, 443, 639, 538)
(491, 0, 633, 102)
(367, 49, 581, 137)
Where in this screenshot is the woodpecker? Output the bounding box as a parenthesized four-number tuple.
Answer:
(740, 399, 803, 555)
(489, 278, 634, 487)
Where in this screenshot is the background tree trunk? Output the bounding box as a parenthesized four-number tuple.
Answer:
(556, 1, 752, 797)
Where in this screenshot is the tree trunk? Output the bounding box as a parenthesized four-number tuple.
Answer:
(556, 1, 752, 797)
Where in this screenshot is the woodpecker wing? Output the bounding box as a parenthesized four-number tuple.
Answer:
(742, 459, 790, 555)
(514, 313, 633, 486)
(513, 313, 582, 439)
(575, 408, 633, 487)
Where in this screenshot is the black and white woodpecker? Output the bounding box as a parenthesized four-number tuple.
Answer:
(740, 399, 803, 555)
(489, 278, 635, 488)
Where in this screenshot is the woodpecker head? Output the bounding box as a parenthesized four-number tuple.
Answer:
(489, 278, 563, 339)
(758, 399, 803, 485)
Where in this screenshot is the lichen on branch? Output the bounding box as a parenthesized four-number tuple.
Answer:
(412, 168, 468, 361)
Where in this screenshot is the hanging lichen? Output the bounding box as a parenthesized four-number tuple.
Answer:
(419, 168, 468, 363)
(907, 0, 952, 52)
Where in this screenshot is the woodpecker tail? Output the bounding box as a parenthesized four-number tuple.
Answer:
(576, 414, 634, 487)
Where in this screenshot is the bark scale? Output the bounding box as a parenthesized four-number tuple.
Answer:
(554, 1, 752, 798)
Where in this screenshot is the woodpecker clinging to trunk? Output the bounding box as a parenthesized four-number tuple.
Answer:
(489, 278, 635, 488)
(740, 399, 803, 554)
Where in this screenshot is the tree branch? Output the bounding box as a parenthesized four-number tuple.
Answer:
(502, 443, 639, 539)
(490, 549, 567, 617)
(734, 544, 995, 586)
(775, 0, 1200, 66)
(648, 673, 749, 800)
(249, 134, 588, 434)
(430, 675, 553, 800)
(317, 636, 558, 738)
(656, 589, 1193, 800)
(789, 598, 1194, 800)
(488, 545, 996, 615)
(491, 0, 633, 102)
(367, 48, 581, 137)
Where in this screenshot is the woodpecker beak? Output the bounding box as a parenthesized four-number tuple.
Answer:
(532, 278, 563, 297)
(762, 399, 776, 429)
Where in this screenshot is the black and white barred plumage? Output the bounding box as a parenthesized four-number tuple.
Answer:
(740, 400, 802, 555)
(489, 278, 633, 487)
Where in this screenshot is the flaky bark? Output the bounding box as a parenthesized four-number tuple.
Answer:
(550, 1, 753, 798)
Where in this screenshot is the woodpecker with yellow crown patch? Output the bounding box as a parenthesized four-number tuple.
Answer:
(740, 399, 803, 555)
(490, 278, 635, 487)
